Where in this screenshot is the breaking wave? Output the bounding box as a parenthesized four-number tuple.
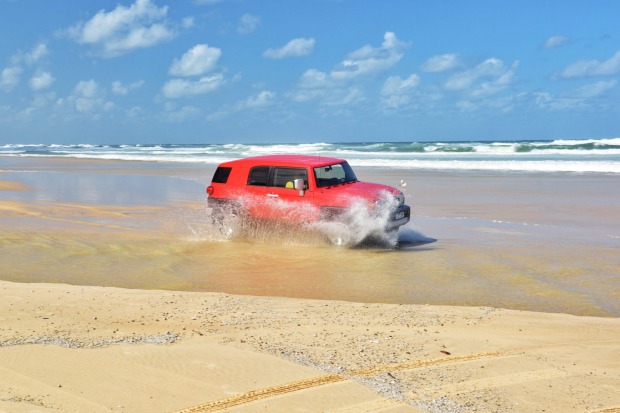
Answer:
(2, 138, 620, 173)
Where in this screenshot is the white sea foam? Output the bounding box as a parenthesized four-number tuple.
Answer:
(2, 140, 620, 174)
(345, 158, 620, 173)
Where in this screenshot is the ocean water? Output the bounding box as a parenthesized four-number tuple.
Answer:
(2, 138, 620, 174)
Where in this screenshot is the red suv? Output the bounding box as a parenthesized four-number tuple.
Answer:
(207, 155, 410, 245)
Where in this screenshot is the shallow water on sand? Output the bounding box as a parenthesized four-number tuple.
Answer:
(1, 159, 619, 317)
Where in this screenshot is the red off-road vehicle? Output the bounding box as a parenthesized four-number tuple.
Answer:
(206, 155, 411, 245)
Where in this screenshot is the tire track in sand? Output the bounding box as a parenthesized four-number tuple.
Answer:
(172, 351, 502, 413)
(173, 374, 345, 413)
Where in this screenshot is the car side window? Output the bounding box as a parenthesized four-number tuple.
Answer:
(272, 167, 307, 189)
(247, 166, 270, 186)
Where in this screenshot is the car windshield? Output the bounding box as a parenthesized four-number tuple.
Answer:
(314, 162, 358, 188)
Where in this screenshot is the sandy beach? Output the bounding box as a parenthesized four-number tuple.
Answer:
(1, 156, 620, 412)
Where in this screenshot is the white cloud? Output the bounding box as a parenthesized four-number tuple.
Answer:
(169, 44, 222, 77)
(556, 51, 620, 78)
(1, 66, 22, 91)
(456, 100, 477, 111)
(263, 38, 315, 59)
(182, 17, 195, 28)
(29, 72, 55, 91)
(298, 69, 337, 89)
(75, 80, 100, 98)
(444, 58, 505, 90)
(542, 35, 570, 49)
(162, 74, 225, 98)
(238, 90, 276, 109)
(570, 80, 617, 99)
(163, 104, 200, 123)
(238, 13, 260, 34)
(68, 0, 174, 57)
(12, 42, 49, 65)
(381, 74, 420, 96)
(331, 32, 408, 80)
(112, 80, 144, 95)
(294, 32, 408, 107)
(67, 79, 115, 114)
(208, 90, 276, 121)
(443, 58, 517, 98)
(534, 80, 617, 111)
(380, 74, 420, 109)
(2, 43, 51, 92)
(470, 63, 518, 98)
(421, 53, 460, 72)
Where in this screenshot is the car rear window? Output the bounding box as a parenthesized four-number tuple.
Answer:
(212, 167, 232, 183)
(248, 166, 270, 186)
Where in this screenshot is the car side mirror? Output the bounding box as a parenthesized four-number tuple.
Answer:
(293, 179, 305, 196)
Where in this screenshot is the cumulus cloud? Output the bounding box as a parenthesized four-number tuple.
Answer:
(331, 32, 408, 80)
(292, 32, 409, 106)
(163, 104, 200, 123)
(238, 13, 260, 34)
(381, 74, 420, 96)
(207, 90, 276, 121)
(18, 43, 50, 66)
(443, 58, 517, 97)
(112, 80, 144, 95)
(380, 74, 420, 109)
(421, 53, 460, 72)
(169, 44, 222, 77)
(1, 66, 22, 92)
(2, 43, 50, 92)
(263, 38, 315, 59)
(162, 74, 225, 98)
(75, 80, 100, 98)
(163, 44, 225, 98)
(239, 90, 276, 109)
(556, 50, 620, 78)
(67, 0, 174, 57)
(29, 72, 55, 91)
(570, 80, 617, 99)
(68, 79, 115, 114)
(444, 58, 504, 90)
(293, 32, 408, 106)
(542, 35, 570, 49)
(534, 79, 617, 111)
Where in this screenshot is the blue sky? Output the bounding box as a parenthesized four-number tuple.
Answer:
(1, 0, 619, 144)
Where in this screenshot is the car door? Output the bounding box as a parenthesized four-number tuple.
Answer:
(244, 165, 269, 217)
(263, 167, 311, 221)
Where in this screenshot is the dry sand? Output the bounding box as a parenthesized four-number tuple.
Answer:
(1, 280, 619, 413)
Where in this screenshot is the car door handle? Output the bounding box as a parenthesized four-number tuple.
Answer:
(267, 193, 279, 198)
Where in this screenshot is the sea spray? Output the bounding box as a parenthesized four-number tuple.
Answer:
(194, 192, 404, 248)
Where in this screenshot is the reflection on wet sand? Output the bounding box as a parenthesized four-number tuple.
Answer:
(0, 180, 28, 191)
(1, 158, 619, 317)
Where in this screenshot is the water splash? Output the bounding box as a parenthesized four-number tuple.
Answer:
(184, 192, 406, 248)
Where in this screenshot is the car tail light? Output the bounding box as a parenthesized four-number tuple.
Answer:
(207, 185, 214, 195)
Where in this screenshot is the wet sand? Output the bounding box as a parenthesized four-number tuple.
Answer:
(1, 156, 620, 412)
(1, 157, 619, 316)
